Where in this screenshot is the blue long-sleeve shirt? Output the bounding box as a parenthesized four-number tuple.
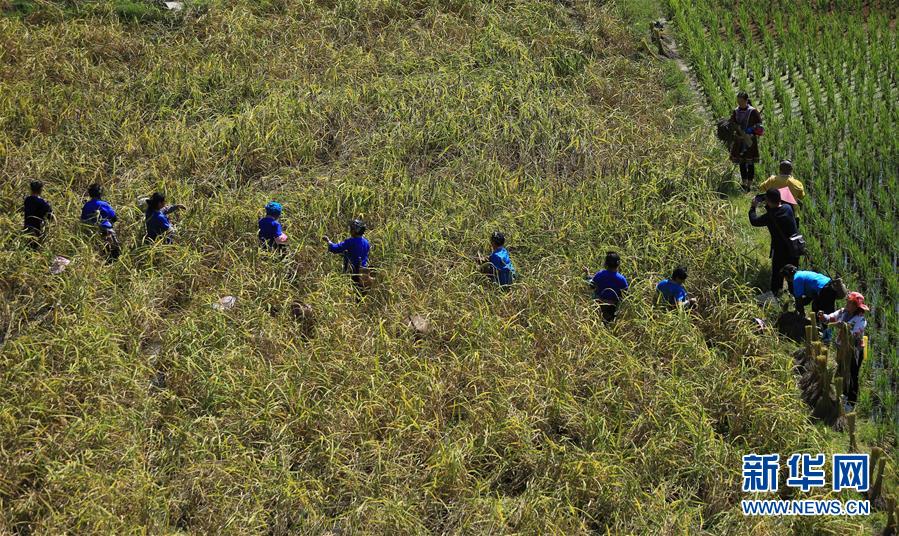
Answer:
(80, 199, 117, 229)
(328, 236, 370, 273)
(656, 279, 688, 305)
(145, 209, 173, 241)
(791, 271, 831, 299)
(489, 247, 515, 286)
(258, 216, 283, 245)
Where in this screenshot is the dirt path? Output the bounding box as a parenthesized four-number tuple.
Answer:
(658, 22, 711, 118)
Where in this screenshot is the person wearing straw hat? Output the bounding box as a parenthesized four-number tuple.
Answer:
(749, 187, 799, 295)
(759, 160, 805, 225)
(819, 292, 869, 405)
(258, 201, 288, 251)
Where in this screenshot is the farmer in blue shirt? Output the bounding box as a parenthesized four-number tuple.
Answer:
(584, 251, 628, 322)
(144, 192, 185, 244)
(80, 184, 120, 259)
(323, 219, 371, 292)
(258, 201, 288, 251)
(656, 266, 697, 309)
(477, 232, 515, 287)
(782, 264, 841, 316)
(80, 184, 117, 230)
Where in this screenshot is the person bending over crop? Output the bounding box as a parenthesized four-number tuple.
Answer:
(144, 192, 185, 244)
(729, 91, 764, 192)
(656, 266, 697, 309)
(782, 264, 844, 317)
(80, 184, 120, 259)
(749, 188, 800, 295)
(258, 201, 288, 251)
(583, 251, 628, 323)
(22, 180, 53, 249)
(819, 291, 868, 406)
(477, 232, 515, 288)
(323, 219, 371, 291)
(759, 160, 805, 225)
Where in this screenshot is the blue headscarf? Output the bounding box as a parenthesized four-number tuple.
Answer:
(265, 201, 282, 217)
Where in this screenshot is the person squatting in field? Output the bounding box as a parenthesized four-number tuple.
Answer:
(258, 201, 288, 251)
(656, 266, 697, 309)
(782, 264, 845, 317)
(584, 251, 629, 323)
(22, 181, 53, 249)
(324, 219, 371, 292)
(477, 232, 516, 288)
(80, 184, 120, 259)
(759, 160, 805, 226)
(749, 187, 800, 295)
(143, 192, 185, 244)
(730, 91, 764, 192)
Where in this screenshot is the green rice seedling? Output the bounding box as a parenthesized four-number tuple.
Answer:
(669, 0, 897, 443)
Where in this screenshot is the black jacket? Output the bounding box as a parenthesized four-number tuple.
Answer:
(749, 203, 797, 256)
(23, 195, 52, 230)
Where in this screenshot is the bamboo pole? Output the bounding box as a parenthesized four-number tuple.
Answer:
(846, 412, 857, 452)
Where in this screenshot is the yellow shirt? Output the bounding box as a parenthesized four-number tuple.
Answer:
(759, 174, 805, 213)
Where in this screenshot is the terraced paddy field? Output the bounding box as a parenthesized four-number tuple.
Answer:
(669, 0, 898, 437)
(0, 0, 895, 533)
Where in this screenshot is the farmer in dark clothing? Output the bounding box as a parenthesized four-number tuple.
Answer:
(23, 181, 52, 248)
(749, 188, 799, 295)
(730, 91, 764, 192)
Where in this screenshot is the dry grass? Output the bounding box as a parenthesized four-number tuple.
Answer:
(0, 0, 878, 533)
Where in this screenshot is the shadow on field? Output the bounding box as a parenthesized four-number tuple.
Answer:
(776, 311, 809, 343)
(749, 263, 772, 292)
(713, 169, 743, 199)
(731, 253, 771, 296)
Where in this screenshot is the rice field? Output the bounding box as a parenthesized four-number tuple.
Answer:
(0, 0, 892, 533)
(667, 0, 898, 436)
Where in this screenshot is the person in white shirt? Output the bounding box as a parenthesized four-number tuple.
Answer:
(819, 292, 869, 405)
